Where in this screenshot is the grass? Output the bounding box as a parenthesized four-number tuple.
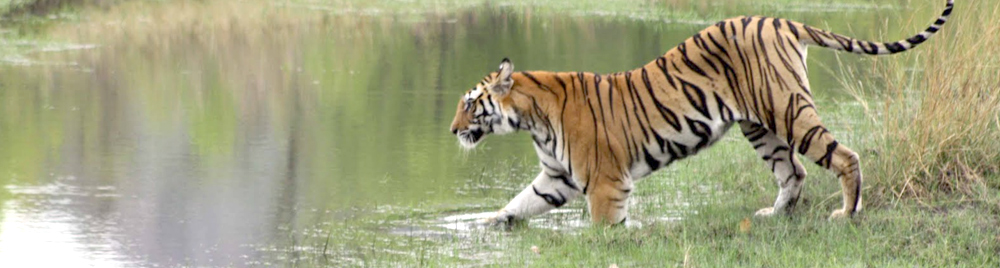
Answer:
(501, 206, 997, 267)
(3, 0, 998, 267)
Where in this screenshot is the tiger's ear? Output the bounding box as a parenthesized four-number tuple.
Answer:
(489, 58, 515, 96)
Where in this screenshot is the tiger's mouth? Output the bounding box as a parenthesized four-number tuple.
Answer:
(457, 129, 485, 149)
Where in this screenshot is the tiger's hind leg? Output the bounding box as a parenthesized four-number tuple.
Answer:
(740, 121, 807, 216)
(781, 95, 863, 220)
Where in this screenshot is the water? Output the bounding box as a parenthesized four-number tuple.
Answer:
(0, 1, 900, 266)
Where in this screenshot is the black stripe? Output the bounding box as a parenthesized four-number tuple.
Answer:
(553, 74, 567, 89)
(651, 129, 667, 152)
(700, 55, 720, 75)
(831, 33, 855, 52)
(756, 17, 769, 50)
(865, 41, 880, 55)
(851, 176, 861, 214)
(643, 147, 661, 171)
(816, 141, 839, 168)
(620, 123, 636, 164)
(532, 186, 567, 207)
(608, 74, 616, 119)
(753, 37, 775, 131)
(581, 74, 603, 185)
(642, 68, 684, 131)
(729, 21, 738, 40)
(677, 43, 710, 78)
(552, 174, 579, 191)
(655, 57, 677, 89)
(616, 74, 634, 130)
(907, 35, 927, 45)
(798, 126, 827, 155)
(672, 141, 689, 156)
(731, 30, 759, 120)
(773, 36, 805, 84)
(564, 73, 578, 177)
(803, 26, 827, 46)
(678, 78, 711, 118)
(625, 71, 653, 143)
(521, 71, 548, 90)
(685, 116, 712, 150)
(714, 93, 735, 122)
(594, 74, 621, 165)
(786, 19, 800, 38)
(555, 73, 570, 163)
(744, 126, 768, 142)
(884, 42, 906, 53)
(594, 74, 606, 123)
(706, 33, 730, 57)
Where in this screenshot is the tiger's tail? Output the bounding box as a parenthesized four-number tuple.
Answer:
(796, 0, 953, 55)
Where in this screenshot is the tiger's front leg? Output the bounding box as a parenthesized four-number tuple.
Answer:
(480, 170, 582, 228)
(585, 174, 633, 225)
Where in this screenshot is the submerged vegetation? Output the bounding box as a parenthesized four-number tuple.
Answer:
(1, 0, 997, 267)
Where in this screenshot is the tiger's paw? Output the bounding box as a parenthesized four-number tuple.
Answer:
(828, 209, 850, 220)
(477, 210, 517, 230)
(753, 207, 776, 217)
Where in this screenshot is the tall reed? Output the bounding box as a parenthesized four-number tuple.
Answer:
(842, 2, 1000, 203)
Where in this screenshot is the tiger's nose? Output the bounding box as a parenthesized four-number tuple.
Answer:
(450, 127, 459, 135)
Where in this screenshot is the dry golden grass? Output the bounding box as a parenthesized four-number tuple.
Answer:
(845, 2, 1000, 202)
(52, 0, 306, 46)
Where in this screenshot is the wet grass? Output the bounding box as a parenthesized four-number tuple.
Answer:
(312, 129, 999, 267)
(498, 203, 998, 267)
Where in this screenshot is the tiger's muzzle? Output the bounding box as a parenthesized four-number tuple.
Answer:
(454, 128, 485, 149)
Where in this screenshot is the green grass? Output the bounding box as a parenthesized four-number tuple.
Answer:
(480, 129, 999, 267)
(306, 123, 998, 267)
(500, 203, 998, 267)
(312, 167, 999, 267)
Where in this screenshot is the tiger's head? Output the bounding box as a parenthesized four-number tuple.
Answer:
(450, 58, 521, 149)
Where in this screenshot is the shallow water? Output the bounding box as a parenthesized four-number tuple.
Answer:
(0, 1, 898, 266)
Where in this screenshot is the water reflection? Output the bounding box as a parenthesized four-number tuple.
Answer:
(0, 178, 135, 267)
(0, 2, 888, 266)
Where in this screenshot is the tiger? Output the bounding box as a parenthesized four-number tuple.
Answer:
(449, 0, 953, 225)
